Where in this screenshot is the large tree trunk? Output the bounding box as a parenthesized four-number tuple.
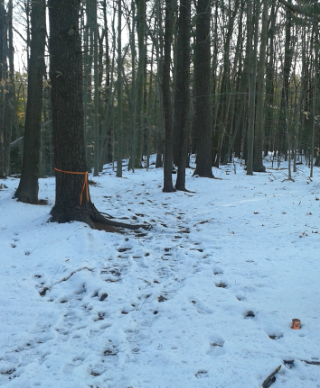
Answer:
(49, 0, 91, 223)
(48, 0, 148, 232)
(15, 0, 46, 203)
(174, 0, 191, 191)
(193, 0, 213, 178)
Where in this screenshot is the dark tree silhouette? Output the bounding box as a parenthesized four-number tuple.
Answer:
(193, 0, 214, 178)
(174, 0, 191, 191)
(15, 0, 46, 203)
(48, 0, 148, 231)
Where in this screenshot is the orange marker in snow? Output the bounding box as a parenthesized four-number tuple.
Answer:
(292, 319, 301, 329)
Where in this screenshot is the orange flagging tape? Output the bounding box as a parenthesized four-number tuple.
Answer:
(54, 168, 89, 206)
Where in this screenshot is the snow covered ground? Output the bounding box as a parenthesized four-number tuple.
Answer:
(1, 156, 320, 388)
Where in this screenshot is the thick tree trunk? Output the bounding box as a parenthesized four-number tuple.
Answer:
(174, 0, 191, 191)
(48, 0, 148, 232)
(49, 0, 91, 222)
(193, 0, 214, 178)
(15, 0, 46, 203)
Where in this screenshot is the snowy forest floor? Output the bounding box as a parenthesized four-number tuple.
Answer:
(1, 155, 320, 388)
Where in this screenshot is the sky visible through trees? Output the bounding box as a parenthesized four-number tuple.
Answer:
(1, 0, 320, 189)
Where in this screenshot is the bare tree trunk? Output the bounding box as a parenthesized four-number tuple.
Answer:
(213, 0, 240, 168)
(253, 0, 269, 172)
(246, 0, 259, 175)
(193, 0, 213, 178)
(93, 0, 100, 176)
(49, 0, 93, 222)
(264, 0, 276, 156)
(162, 0, 175, 192)
(116, 0, 123, 177)
(279, 1, 293, 159)
(128, 0, 136, 172)
(15, 0, 46, 203)
(135, 0, 146, 168)
(174, 0, 191, 191)
(0, 2, 9, 177)
(49, 0, 148, 231)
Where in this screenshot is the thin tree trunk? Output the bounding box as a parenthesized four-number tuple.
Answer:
(93, 0, 100, 176)
(253, 0, 269, 172)
(175, 0, 191, 191)
(279, 2, 293, 159)
(246, 0, 259, 175)
(264, 0, 276, 156)
(0, 2, 9, 177)
(213, 0, 240, 168)
(162, 0, 175, 192)
(15, 0, 46, 203)
(135, 0, 146, 168)
(116, 0, 123, 177)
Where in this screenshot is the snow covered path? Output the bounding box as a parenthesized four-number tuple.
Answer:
(1, 160, 320, 388)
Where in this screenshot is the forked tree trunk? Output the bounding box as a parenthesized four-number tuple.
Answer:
(15, 0, 46, 203)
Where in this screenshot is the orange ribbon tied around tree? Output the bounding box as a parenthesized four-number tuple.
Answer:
(54, 168, 89, 206)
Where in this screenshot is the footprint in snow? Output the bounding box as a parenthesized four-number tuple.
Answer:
(195, 370, 209, 378)
(190, 299, 214, 315)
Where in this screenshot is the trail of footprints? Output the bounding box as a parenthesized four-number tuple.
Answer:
(1, 229, 283, 384)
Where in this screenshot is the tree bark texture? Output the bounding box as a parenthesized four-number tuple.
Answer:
(134, 0, 146, 168)
(253, 0, 269, 172)
(49, 0, 148, 232)
(162, 0, 175, 192)
(193, 0, 214, 178)
(0, 2, 11, 178)
(15, 0, 46, 203)
(279, 3, 293, 158)
(174, 0, 191, 191)
(49, 0, 92, 222)
(0, 1, 7, 177)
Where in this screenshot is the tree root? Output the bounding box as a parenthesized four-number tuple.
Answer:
(92, 206, 151, 230)
(50, 202, 152, 232)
